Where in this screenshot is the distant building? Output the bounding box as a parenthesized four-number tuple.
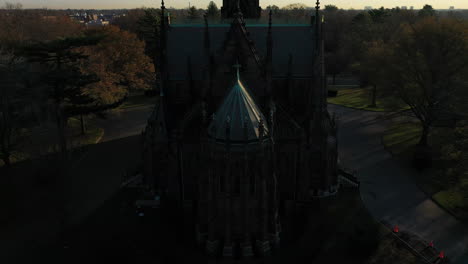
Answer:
(449, 6, 455, 10)
(42, 16, 57, 21)
(401, 6, 408, 10)
(410, 6, 414, 10)
(85, 19, 110, 27)
(364, 6, 372, 10)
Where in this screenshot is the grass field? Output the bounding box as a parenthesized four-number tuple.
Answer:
(118, 94, 158, 110)
(0, 116, 104, 167)
(328, 87, 407, 112)
(383, 121, 468, 221)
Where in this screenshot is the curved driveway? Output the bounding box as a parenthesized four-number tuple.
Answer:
(329, 104, 468, 263)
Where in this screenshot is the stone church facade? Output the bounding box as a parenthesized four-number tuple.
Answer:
(142, 0, 340, 258)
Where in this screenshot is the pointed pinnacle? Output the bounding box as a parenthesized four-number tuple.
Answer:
(268, 8, 272, 28)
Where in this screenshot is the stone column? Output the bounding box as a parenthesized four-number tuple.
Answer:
(256, 176, 271, 256)
(206, 122, 218, 256)
(222, 118, 233, 257)
(205, 164, 219, 255)
(222, 161, 233, 257)
(241, 144, 253, 257)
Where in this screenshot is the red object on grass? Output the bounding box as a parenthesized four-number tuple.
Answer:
(429, 240, 434, 248)
(439, 251, 445, 259)
(393, 225, 399, 233)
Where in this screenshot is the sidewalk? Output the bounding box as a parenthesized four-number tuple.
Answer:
(329, 104, 468, 263)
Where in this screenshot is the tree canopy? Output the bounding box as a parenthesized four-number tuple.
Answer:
(206, 1, 219, 18)
(380, 17, 468, 146)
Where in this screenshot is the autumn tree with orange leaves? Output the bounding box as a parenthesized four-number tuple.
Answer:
(70, 25, 155, 133)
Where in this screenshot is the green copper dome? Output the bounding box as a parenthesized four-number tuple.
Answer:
(208, 70, 268, 142)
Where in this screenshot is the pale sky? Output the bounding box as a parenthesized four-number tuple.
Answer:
(4, 0, 467, 10)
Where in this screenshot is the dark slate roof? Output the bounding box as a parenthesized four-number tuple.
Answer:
(167, 24, 316, 80)
(208, 71, 268, 142)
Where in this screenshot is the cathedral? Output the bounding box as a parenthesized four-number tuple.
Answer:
(142, 0, 340, 258)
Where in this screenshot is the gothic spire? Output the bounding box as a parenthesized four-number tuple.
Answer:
(265, 8, 273, 104)
(159, 0, 167, 89)
(268, 8, 273, 33)
(236, 0, 242, 15)
(315, 0, 320, 48)
(267, 9, 273, 57)
(204, 14, 210, 50)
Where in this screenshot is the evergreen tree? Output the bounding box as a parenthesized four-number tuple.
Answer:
(187, 6, 199, 20)
(21, 35, 102, 158)
(418, 4, 436, 17)
(206, 1, 219, 19)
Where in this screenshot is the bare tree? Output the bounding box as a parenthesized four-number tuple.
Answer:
(384, 17, 468, 149)
(0, 48, 28, 167)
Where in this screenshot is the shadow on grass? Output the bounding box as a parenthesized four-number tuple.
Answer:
(0, 135, 143, 263)
(383, 121, 468, 222)
(328, 87, 407, 112)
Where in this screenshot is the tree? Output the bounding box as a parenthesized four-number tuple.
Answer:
(352, 40, 387, 107)
(383, 17, 468, 149)
(21, 35, 103, 158)
(0, 49, 29, 167)
(73, 26, 154, 133)
(441, 121, 468, 184)
(323, 7, 354, 83)
(136, 8, 160, 61)
(282, 3, 308, 10)
(267, 5, 280, 12)
(206, 1, 219, 19)
(368, 7, 390, 23)
(187, 6, 200, 20)
(79, 26, 154, 97)
(419, 4, 436, 17)
(112, 9, 146, 34)
(324, 5, 338, 12)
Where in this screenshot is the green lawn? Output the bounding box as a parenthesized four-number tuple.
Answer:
(328, 87, 407, 112)
(68, 117, 104, 145)
(118, 94, 157, 109)
(383, 121, 468, 221)
(0, 117, 104, 167)
(382, 122, 421, 157)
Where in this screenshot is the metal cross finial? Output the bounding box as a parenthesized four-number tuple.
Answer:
(315, 0, 320, 10)
(161, 0, 165, 9)
(233, 62, 241, 80)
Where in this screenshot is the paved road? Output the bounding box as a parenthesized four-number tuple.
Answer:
(96, 105, 154, 142)
(329, 104, 468, 263)
(67, 105, 154, 224)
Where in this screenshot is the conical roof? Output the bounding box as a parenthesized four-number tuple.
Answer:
(208, 69, 268, 142)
